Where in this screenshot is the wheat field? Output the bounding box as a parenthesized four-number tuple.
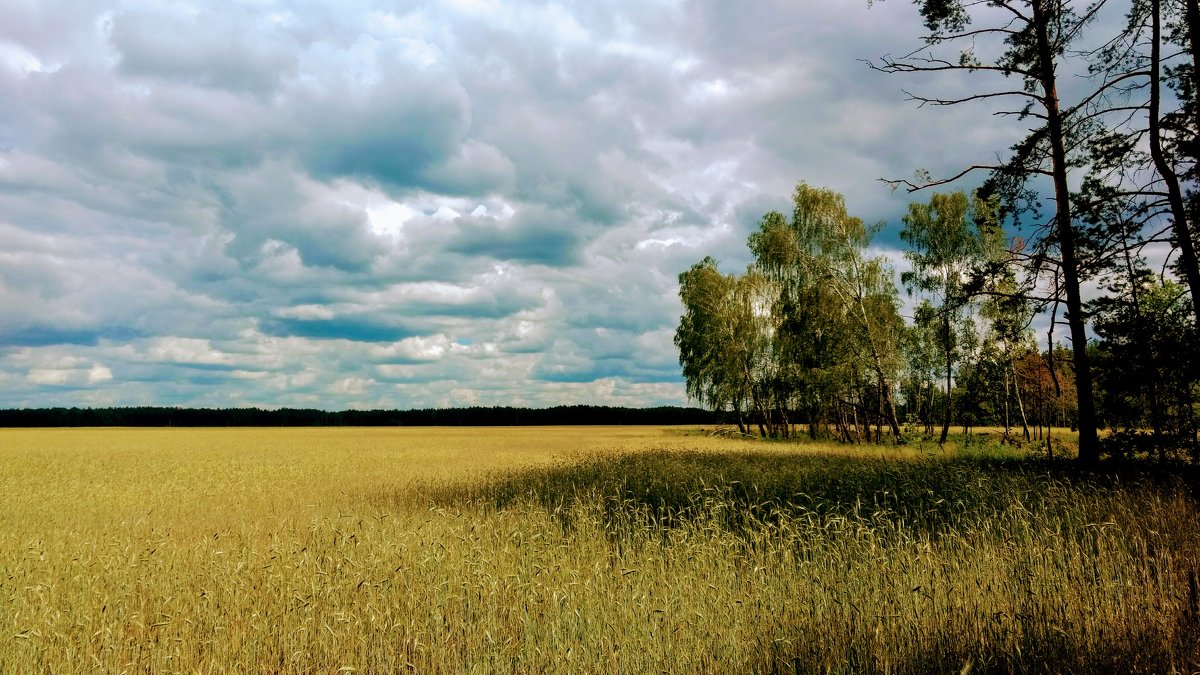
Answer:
(1, 426, 1198, 673)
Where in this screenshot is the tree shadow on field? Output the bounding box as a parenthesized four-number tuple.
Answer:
(420, 448, 1141, 542)
(413, 449, 1200, 674)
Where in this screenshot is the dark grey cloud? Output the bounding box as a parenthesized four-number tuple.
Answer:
(445, 206, 587, 265)
(295, 71, 472, 190)
(261, 317, 419, 343)
(0, 325, 139, 349)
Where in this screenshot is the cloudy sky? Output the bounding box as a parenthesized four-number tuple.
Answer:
(0, 0, 1026, 410)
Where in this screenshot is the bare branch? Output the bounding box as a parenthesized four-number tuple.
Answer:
(930, 23, 1023, 42)
(904, 89, 1046, 108)
(1065, 69, 1151, 115)
(866, 55, 1034, 79)
(881, 163, 1050, 193)
(989, 1, 1032, 25)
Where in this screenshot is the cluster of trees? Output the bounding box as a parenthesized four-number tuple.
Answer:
(677, 185, 1058, 445)
(678, 0, 1200, 464)
(0, 406, 721, 428)
(677, 181, 1196, 461)
(676, 186, 907, 442)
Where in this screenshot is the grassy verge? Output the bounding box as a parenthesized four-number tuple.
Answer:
(1, 428, 1197, 673)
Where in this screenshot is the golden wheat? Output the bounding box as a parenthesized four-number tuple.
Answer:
(1, 426, 1196, 673)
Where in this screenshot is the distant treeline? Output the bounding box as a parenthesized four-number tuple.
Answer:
(0, 405, 724, 428)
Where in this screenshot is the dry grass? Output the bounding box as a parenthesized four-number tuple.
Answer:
(1, 426, 1198, 673)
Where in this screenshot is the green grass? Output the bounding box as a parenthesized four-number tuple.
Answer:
(1, 427, 1198, 673)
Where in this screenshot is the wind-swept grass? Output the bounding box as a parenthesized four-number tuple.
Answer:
(1, 427, 1198, 673)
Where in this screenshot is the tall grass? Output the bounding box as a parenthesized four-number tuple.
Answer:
(1, 427, 1197, 673)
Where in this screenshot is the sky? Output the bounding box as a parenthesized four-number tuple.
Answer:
(0, 0, 1042, 410)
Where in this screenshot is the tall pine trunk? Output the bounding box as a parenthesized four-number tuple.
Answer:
(1150, 0, 1200, 328)
(1032, 0, 1100, 464)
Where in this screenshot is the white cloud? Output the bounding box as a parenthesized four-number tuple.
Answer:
(26, 362, 113, 387)
(273, 304, 337, 320)
(27, 369, 73, 386)
(87, 364, 113, 383)
(331, 376, 373, 395)
(366, 201, 414, 240)
(371, 334, 454, 362)
(145, 338, 230, 365)
(0, 40, 59, 76)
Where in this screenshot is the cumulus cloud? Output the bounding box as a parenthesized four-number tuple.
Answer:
(24, 359, 113, 387)
(0, 0, 1016, 410)
(109, 6, 298, 95)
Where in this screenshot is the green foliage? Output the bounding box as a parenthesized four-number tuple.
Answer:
(901, 191, 992, 443)
(912, 0, 970, 34)
(901, 191, 988, 300)
(677, 183, 904, 440)
(676, 257, 778, 434)
(676, 257, 741, 410)
(1092, 274, 1200, 461)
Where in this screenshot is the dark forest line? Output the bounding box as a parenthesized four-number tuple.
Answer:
(0, 405, 723, 428)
